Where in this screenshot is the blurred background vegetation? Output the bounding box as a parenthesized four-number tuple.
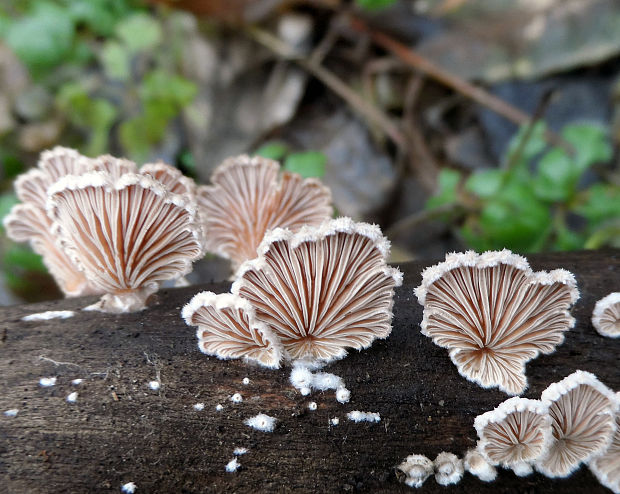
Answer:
(0, 0, 619, 304)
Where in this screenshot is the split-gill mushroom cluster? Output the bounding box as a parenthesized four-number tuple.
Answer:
(5, 146, 620, 491)
(470, 371, 619, 484)
(183, 217, 403, 368)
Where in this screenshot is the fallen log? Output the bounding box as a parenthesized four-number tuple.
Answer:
(1, 250, 618, 493)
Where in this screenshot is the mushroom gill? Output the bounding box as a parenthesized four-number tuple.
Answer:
(197, 154, 332, 272)
(231, 217, 402, 363)
(415, 249, 579, 395)
(47, 171, 203, 312)
(475, 397, 551, 475)
(183, 291, 282, 368)
(592, 292, 620, 338)
(537, 370, 617, 478)
(589, 392, 620, 494)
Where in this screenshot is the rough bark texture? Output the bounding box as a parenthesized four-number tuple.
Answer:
(1, 250, 618, 493)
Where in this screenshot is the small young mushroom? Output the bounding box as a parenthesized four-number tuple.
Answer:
(464, 449, 497, 482)
(589, 392, 620, 494)
(231, 217, 403, 363)
(474, 397, 551, 475)
(197, 154, 333, 272)
(47, 171, 204, 312)
(183, 291, 282, 368)
(537, 370, 617, 478)
(592, 292, 620, 338)
(397, 454, 434, 488)
(433, 452, 464, 486)
(415, 249, 578, 395)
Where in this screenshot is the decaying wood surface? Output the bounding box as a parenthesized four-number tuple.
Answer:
(1, 250, 618, 493)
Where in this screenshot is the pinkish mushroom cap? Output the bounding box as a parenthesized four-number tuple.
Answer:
(182, 291, 282, 368)
(415, 249, 579, 395)
(475, 397, 551, 471)
(231, 217, 402, 363)
(589, 392, 620, 494)
(197, 154, 333, 271)
(47, 171, 204, 312)
(537, 370, 618, 478)
(592, 292, 620, 338)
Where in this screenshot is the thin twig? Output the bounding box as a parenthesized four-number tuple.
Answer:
(349, 16, 571, 152)
(247, 25, 406, 148)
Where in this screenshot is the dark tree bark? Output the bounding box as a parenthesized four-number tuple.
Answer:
(1, 250, 618, 493)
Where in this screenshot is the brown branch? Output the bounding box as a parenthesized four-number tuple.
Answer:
(348, 16, 570, 152)
(247, 25, 406, 148)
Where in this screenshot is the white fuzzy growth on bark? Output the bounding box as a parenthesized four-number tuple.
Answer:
(22, 310, 75, 321)
(244, 413, 277, 432)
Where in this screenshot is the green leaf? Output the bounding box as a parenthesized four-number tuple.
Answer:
(0, 193, 18, 232)
(283, 151, 327, 178)
(100, 40, 130, 81)
(575, 184, 620, 228)
(561, 122, 612, 171)
(356, 0, 398, 10)
(504, 121, 547, 167)
(67, 0, 123, 36)
(426, 168, 461, 210)
(468, 184, 551, 252)
(256, 142, 288, 161)
(4, 244, 47, 273)
(4, 1, 75, 76)
(116, 13, 162, 54)
(533, 148, 576, 202)
(140, 70, 197, 107)
(464, 169, 503, 199)
(553, 226, 585, 251)
(119, 102, 174, 162)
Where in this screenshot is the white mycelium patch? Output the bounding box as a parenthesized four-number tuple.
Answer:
(22, 310, 75, 321)
(71, 379, 83, 385)
(148, 381, 160, 391)
(121, 482, 137, 493)
(216, 404, 224, 412)
(335, 387, 351, 404)
(39, 377, 57, 387)
(225, 458, 240, 473)
(4, 409, 19, 417)
(193, 403, 205, 411)
(230, 393, 243, 404)
(308, 402, 317, 411)
(242, 377, 250, 385)
(346, 411, 380, 423)
(244, 413, 277, 432)
(233, 447, 248, 456)
(66, 392, 78, 403)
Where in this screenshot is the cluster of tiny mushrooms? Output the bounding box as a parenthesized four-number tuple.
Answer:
(5, 147, 620, 492)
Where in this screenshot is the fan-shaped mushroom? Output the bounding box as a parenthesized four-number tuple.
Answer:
(589, 392, 620, 494)
(475, 397, 550, 475)
(4, 147, 99, 296)
(592, 292, 620, 338)
(197, 155, 332, 272)
(415, 249, 579, 395)
(182, 291, 282, 368)
(537, 370, 617, 478)
(47, 171, 204, 312)
(231, 217, 402, 363)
